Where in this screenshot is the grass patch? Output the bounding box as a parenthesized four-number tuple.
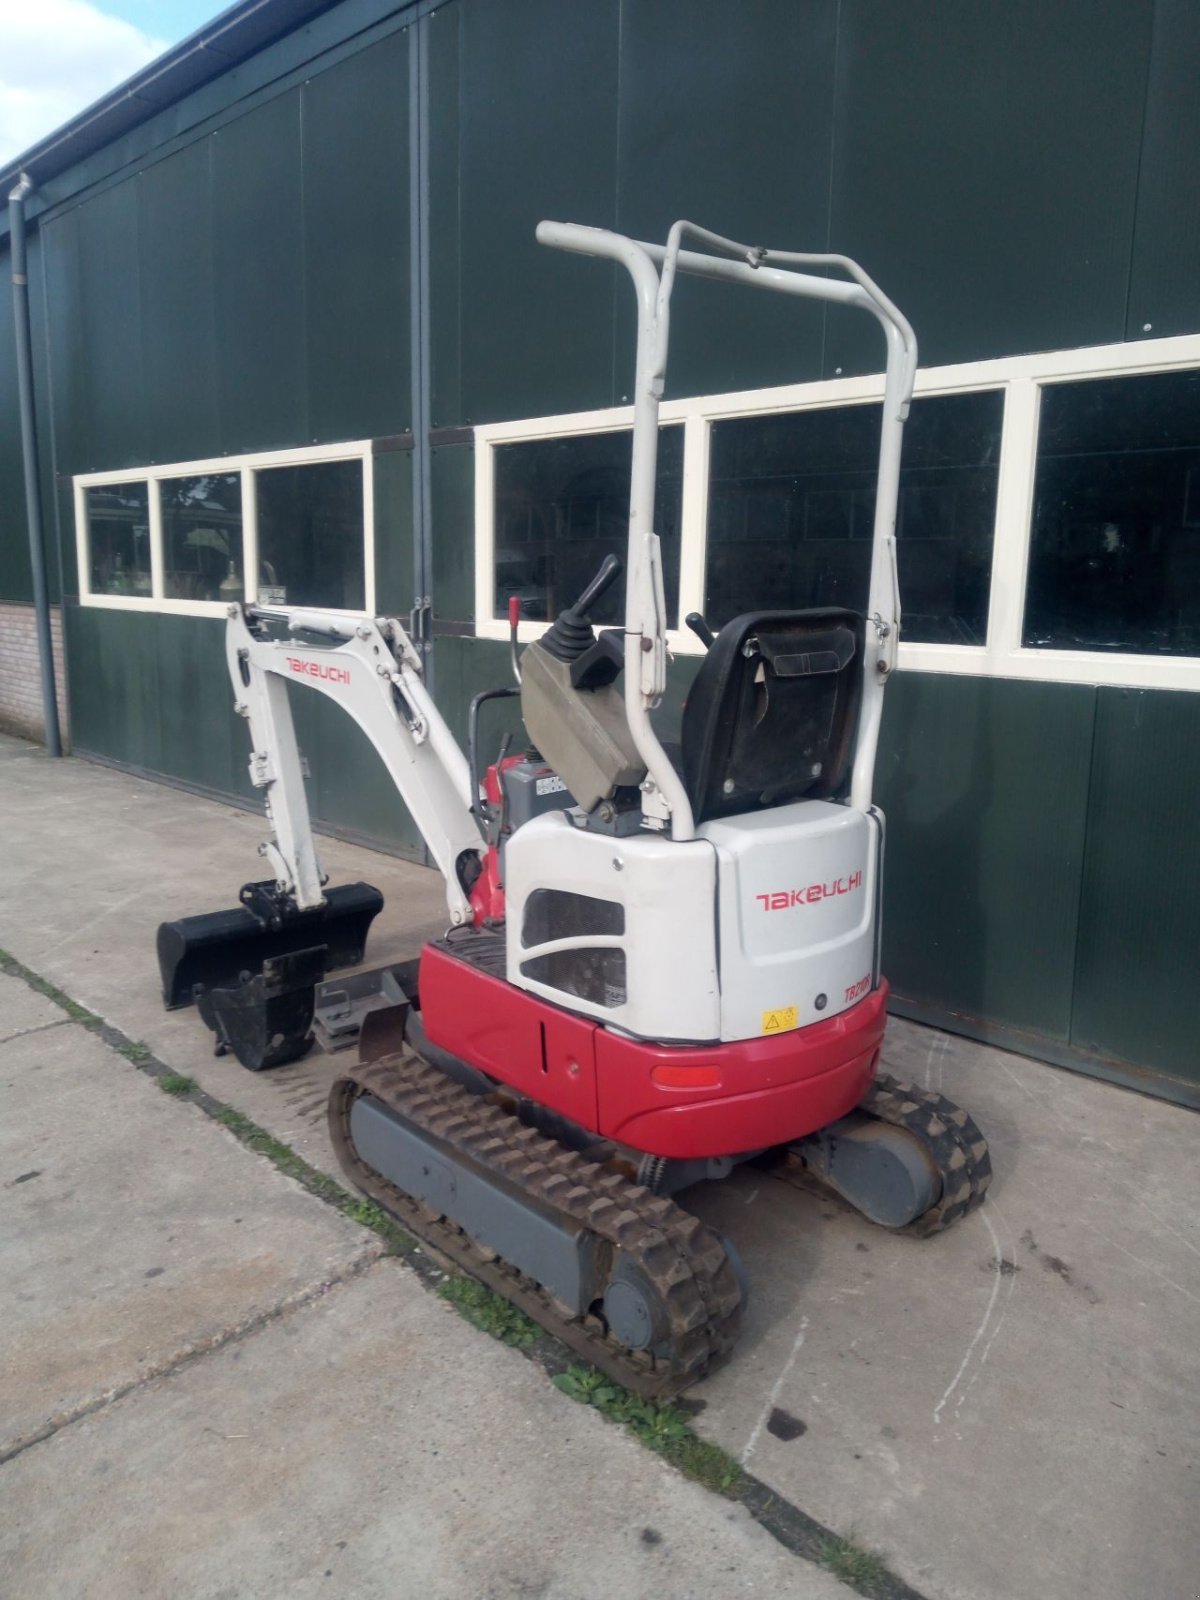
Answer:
(120, 1039, 153, 1063)
(552, 1364, 744, 1496)
(819, 1531, 888, 1591)
(438, 1275, 540, 1347)
(0, 947, 101, 1028)
(158, 1072, 196, 1096)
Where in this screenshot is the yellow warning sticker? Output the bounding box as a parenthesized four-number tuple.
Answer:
(761, 1006, 799, 1035)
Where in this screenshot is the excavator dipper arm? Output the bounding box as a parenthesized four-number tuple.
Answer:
(225, 604, 483, 926)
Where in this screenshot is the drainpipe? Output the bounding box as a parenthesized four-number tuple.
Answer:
(8, 172, 62, 757)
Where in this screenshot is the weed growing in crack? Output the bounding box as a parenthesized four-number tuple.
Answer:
(158, 1072, 196, 1095)
(437, 1275, 539, 1347)
(819, 1531, 887, 1590)
(553, 1364, 744, 1496)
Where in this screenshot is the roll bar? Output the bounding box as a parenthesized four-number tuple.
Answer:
(535, 219, 918, 830)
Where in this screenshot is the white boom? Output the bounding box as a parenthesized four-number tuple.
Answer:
(225, 604, 482, 925)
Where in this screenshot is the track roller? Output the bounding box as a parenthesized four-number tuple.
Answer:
(790, 1072, 991, 1235)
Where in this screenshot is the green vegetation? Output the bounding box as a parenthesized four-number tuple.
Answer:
(120, 1039, 153, 1063)
(438, 1275, 540, 1346)
(158, 1072, 196, 1095)
(553, 1364, 744, 1496)
(0, 947, 101, 1028)
(819, 1531, 888, 1590)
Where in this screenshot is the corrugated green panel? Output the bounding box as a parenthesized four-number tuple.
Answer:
(76, 181, 147, 470)
(1125, 0, 1200, 341)
(433, 634, 522, 753)
(826, 0, 1154, 376)
(428, 3, 462, 429)
(65, 606, 163, 773)
(26, 231, 62, 601)
(52, 480, 79, 599)
(614, 0, 835, 400)
(41, 208, 90, 476)
(1071, 688, 1200, 1087)
(0, 243, 32, 602)
(295, 683, 423, 855)
(154, 614, 244, 795)
(453, 0, 619, 423)
(430, 443, 474, 623)
(136, 137, 220, 465)
(1, 0, 411, 236)
(212, 91, 307, 453)
(302, 32, 411, 443)
(876, 673, 1095, 1038)
(373, 448, 415, 616)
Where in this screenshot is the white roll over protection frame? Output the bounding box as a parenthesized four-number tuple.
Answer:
(533, 219, 918, 837)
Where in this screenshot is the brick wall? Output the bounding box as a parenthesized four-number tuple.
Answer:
(0, 603, 69, 746)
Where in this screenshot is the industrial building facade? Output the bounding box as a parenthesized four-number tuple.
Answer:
(1, 0, 1197, 1104)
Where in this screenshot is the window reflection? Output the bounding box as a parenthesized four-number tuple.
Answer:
(161, 473, 243, 602)
(1024, 370, 1200, 656)
(494, 428, 683, 626)
(704, 392, 1002, 643)
(86, 483, 152, 597)
(255, 460, 365, 610)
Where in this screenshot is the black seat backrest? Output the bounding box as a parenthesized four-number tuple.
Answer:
(680, 608, 865, 824)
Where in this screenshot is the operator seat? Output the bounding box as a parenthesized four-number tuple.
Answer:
(680, 608, 865, 825)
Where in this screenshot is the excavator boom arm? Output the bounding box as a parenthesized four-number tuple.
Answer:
(225, 604, 482, 926)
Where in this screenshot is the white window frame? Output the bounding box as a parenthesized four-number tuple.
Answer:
(74, 439, 376, 619)
(474, 333, 1200, 693)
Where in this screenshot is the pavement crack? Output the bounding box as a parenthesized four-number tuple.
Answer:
(0, 1248, 383, 1468)
(0, 1017, 74, 1046)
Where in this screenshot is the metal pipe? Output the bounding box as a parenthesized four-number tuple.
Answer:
(8, 172, 62, 757)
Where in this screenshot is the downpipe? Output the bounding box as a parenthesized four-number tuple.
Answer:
(9, 172, 62, 757)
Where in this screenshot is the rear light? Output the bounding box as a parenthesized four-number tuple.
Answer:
(651, 1063, 721, 1090)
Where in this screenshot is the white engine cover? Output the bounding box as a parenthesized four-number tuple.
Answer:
(700, 800, 880, 1042)
(504, 800, 881, 1046)
(504, 810, 721, 1042)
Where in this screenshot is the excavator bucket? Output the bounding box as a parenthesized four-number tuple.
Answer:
(156, 879, 384, 1011)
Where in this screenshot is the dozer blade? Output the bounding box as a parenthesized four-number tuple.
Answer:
(156, 880, 384, 1010)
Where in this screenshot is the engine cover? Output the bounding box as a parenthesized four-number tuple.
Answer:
(699, 800, 881, 1043)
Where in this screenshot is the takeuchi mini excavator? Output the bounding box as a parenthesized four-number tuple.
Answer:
(158, 220, 991, 1396)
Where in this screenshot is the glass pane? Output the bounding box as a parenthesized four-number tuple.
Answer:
(85, 482, 151, 597)
(255, 460, 365, 610)
(1024, 370, 1200, 656)
(493, 427, 683, 627)
(704, 391, 1002, 644)
(161, 473, 243, 602)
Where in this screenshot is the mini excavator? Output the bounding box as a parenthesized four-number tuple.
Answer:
(158, 221, 991, 1396)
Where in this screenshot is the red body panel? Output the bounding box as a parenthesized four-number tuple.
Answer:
(420, 943, 600, 1128)
(418, 942, 887, 1160)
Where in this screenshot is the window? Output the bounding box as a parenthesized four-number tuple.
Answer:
(75, 444, 373, 616)
(161, 473, 243, 602)
(84, 482, 151, 597)
(705, 391, 1002, 643)
(1024, 370, 1200, 657)
(256, 460, 366, 611)
(478, 333, 1200, 690)
(493, 427, 683, 627)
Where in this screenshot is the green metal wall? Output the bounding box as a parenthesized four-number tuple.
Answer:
(1, 0, 1197, 1100)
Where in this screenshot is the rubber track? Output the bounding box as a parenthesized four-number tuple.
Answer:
(328, 1051, 744, 1400)
(861, 1072, 993, 1236)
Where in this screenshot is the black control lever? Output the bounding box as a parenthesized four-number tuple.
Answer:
(685, 611, 715, 650)
(571, 553, 623, 618)
(539, 555, 624, 668)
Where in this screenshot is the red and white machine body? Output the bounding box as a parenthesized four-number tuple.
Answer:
(220, 219, 918, 1166)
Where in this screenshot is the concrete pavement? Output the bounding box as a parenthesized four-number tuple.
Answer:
(1, 733, 1197, 1600)
(0, 973, 849, 1600)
